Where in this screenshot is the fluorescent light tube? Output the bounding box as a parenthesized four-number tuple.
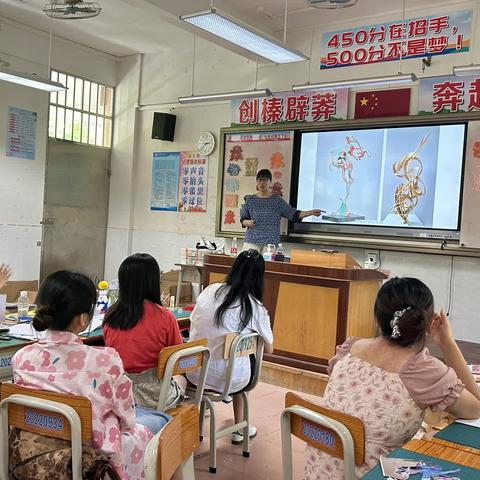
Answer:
(178, 88, 272, 104)
(181, 9, 307, 64)
(292, 73, 417, 91)
(0, 66, 66, 92)
(453, 65, 480, 77)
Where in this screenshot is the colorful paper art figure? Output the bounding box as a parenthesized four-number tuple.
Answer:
(272, 181, 284, 197)
(229, 145, 243, 161)
(270, 151, 285, 169)
(325, 136, 368, 222)
(392, 135, 429, 224)
(227, 163, 241, 176)
(224, 210, 236, 225)
(245, 158, 259, 176)
(224, 194, 238, 208)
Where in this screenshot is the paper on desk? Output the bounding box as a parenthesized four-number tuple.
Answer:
(455, 417, 480, 428)
(7, 323, 46, 340)
(80, 314, 103, 336)
(3, 314, 103, 339)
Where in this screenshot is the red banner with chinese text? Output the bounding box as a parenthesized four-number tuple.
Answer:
(418, 75, 480, 114)
(321, 10, 471, 69)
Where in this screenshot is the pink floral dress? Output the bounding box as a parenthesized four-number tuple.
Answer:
(304, 337, 464, 480)
(12, 330, 153, 480)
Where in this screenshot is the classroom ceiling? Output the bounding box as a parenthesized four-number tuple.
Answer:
(0, 0, 471, 57)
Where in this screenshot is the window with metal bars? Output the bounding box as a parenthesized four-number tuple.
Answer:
(48, 70, 114, 148)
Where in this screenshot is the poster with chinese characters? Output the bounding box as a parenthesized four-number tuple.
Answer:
(6, 107, 37, 160)
(419, 75, 480, 114)
(459, 121, 480, 248)
(150, 152, 180, 211)
(321, 10, 472, 69)
(178, 152, 208, 212)
(231, 89, 348, 127)
(219, 131, 294, 234)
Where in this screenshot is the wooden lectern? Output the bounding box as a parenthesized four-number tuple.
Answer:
(202, 252, 387, 373)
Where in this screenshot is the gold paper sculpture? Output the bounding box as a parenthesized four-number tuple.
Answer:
(392, 135, 429, 224)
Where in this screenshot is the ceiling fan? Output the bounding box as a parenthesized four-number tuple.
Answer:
(44, 0, 102, 19)
(308, 0, 358, 8)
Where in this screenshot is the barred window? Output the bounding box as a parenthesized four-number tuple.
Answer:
(49, 70, 114, 148)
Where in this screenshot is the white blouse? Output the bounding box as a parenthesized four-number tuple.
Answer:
(187, 283, 273, 393)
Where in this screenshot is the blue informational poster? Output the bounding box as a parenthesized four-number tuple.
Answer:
(150, 152, 180, 211)
(6, 107, 37, 160)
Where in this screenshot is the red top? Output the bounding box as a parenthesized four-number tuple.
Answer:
(104, 301, 183, 373)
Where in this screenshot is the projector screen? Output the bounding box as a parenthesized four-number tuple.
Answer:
(294, 123, 466, 239)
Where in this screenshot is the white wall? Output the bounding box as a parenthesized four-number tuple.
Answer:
(104, 0, 480, 341)
(0, 16, 117, 281)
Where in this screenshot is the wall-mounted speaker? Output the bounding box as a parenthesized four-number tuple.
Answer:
(151, 112, 176, 141)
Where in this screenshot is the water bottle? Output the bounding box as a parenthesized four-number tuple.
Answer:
(17, 291, 30, 322)
(230, 237, 238, 257)
(275, 243, 285, 262)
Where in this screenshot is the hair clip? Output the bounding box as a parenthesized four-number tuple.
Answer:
(390, 307, 411, 339)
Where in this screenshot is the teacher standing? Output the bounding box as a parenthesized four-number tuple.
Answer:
(240, 169, 324, 253)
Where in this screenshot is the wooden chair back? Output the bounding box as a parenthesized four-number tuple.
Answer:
(157, 338, 208, 378)
(285, 392, 365, 465)
(157, 404, 199, 480)
(0, 383, 92, 442)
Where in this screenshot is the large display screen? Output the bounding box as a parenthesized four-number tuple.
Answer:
(294, 123, 466, 239)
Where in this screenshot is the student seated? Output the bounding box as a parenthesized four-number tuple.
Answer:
(304, 277, 480, 479)
(104, 253, 186, 410)
(187, 249, 273, 444)
(11, 271, 165, 480)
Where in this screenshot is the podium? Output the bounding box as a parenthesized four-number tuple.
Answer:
(202, 252, 387, 373)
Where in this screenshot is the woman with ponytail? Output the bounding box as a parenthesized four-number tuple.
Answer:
(12, 271, 167, 480)
(186, 249, 273, 444)
(304, 276, 480, 479)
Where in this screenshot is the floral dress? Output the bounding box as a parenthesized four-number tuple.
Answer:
(12, 330, 153, 480)
(304, 337, 464, 480)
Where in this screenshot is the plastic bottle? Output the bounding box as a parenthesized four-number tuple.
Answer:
(263, 244, 276, 262)
(230, 237, 238, 256)
(17, 291, 29, 322)
(95, 281, 109, 317)
(275, 243, 285, 262)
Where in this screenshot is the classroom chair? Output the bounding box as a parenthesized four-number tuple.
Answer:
(0, 383, 92, 480)
(280, 392, 365, 480)
(187, 332, 264, 473)
(144, 403, 200, 480)
(156, 338, 210, 412)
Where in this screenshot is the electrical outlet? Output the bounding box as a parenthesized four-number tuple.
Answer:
(364, 249, 379, 268)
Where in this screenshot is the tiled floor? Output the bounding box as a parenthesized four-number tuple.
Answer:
(193, 382, 320, 479)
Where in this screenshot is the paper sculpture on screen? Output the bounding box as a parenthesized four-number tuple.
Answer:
(324, 136, 368, 222)
(392, 135, 429, 224)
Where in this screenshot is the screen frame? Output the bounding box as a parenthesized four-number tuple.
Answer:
(289, 120, 468, 242)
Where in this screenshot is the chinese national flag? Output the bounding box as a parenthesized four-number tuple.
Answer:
(354, 88, 411, 119)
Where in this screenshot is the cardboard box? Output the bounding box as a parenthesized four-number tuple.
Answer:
(0, 281, 38, 302)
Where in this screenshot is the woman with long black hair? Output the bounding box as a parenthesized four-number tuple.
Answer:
(187, 249, 273, 444)
(103, 253, 186, 410)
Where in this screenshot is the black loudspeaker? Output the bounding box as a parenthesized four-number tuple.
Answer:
(151, 112, 176, 141)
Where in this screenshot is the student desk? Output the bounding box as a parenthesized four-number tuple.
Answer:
(0, 308, 191, 383)
(361, 426, 480, 478)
